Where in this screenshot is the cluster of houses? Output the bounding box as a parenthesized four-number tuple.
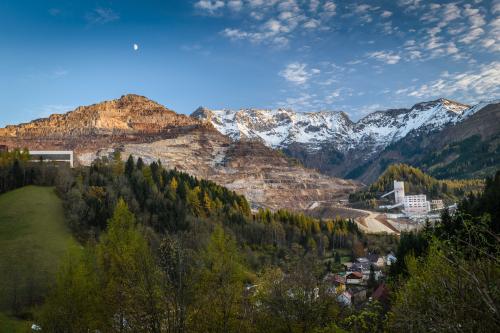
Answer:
(324, 252, 397, 307)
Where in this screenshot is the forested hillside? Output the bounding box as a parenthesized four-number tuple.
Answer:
(60, 153, 360, 263)
(1, 151, 371, 332)
(1, 148, 498, 332)
(388, 171, 500, 331)
(350, 164, 483, 206)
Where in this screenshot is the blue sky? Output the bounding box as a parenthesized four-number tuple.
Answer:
(0, 0, 499, 126)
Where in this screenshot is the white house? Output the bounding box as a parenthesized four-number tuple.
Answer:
(29, 151, 74, 167)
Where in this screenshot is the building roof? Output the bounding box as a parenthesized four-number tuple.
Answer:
(351, 262, 373, 272)
(346, 271, 363, 279)
(367, 253, 380, 263)
(356, 257, 369, 263)
(372, 283, 389, 301)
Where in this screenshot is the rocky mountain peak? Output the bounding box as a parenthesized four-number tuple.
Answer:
(191, 106, 214, 120)
(0, 94, 201, 139)
(410, 98, 469, 114)
(192, 99, 493, 163)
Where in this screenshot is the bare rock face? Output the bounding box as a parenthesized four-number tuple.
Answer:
(119, 135, 358, 210)
(0, 94, 211, 157)
(0, 94, 197, 137)
(0, 95, 360, 210)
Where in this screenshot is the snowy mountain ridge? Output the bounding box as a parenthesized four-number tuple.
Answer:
(192, 98, 493, 155)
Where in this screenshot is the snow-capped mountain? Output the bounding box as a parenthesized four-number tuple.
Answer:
(192, 107, 355, 151)
(192, 98, 483, 156)
(192, 98, 500, 182)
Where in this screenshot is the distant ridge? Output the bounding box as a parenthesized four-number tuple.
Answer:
(192, 99, 500, 181)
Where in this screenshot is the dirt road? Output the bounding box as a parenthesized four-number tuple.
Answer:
(348, 208, 399, 234)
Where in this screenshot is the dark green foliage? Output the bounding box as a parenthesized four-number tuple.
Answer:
(61, 155, 360, 265)
(388, 169, 500, 332)
(253, 257, 342, 333)
(345, 160, 371, 180)
(63, 155, 251, 237)
(459, 170, 500, 233)
(388, 232, 428, 278)
(0, 149, 62, 194)
(378, 130, 500, 180)
(417, 134, 500, 179)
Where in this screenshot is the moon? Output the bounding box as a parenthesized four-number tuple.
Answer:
(133, 43, 139, 51)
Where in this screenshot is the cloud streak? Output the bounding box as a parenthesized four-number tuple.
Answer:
(85, 7, 119, 25)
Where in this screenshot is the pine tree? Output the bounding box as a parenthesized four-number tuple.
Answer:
(190, 225, 246, 333)
(97, 198, 165, 332)
(125, 155, 135, 177)
(112, 151, 124, 176)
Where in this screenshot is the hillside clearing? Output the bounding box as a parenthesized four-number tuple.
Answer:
(0, 186, 77, 326)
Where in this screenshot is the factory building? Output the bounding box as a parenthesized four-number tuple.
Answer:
(394, 181, 405, 204)
(431, 200, 444, 210)
(403, 194, 431, 215)
(381, 180, 436, 217)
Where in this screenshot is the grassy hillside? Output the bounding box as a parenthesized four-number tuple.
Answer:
(0, 186, 77, 327)
(0, 313, 30, 333)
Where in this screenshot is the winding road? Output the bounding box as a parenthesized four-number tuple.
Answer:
(348, 208, 399, 234)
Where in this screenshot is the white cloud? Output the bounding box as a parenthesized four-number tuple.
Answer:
(280, 62, 314, 85)
(51, 68, 69, 78)
(279, 93, 315, 110)
(354, 4, 376, 14)
(227, 0, 243, 11)
(303, 18, 321, 29)
(481, 39, 496, 48)
(358, 103, 384, 116)
(463, 4, 485, 28)
(442, 3, 461, 23)
(481, 17, 500, 52)
(221, 28, 248, 40)
(85, 7, 119, 24)
(321, 1, 337, 18)
(367, 51, 401, 64)
(459, 27, 484, 44)
(408, 61, 500, 100)
(446, 42, 459, 54)
(397, 0, 422, 10)
(309, 0, 320, 13)
(323, 88, 350, 104)
(323, 1, 337, 13)
(493, 0, 500, 14)
(381, 11, 392, 18)
(347, 59, 362, 65)
(195, 0, 225, 14)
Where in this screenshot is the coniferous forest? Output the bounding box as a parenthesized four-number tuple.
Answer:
(0, 151, 499, 332)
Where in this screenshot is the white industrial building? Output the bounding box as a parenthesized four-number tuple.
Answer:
(403, 194, 430, 215)
(29, 151, 74, 167)
(380, 180, 434, 217)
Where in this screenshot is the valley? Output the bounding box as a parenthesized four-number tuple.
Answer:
(1, 94, 497, 214)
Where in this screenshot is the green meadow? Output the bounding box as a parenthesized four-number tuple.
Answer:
(0, 186, 78, 331)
